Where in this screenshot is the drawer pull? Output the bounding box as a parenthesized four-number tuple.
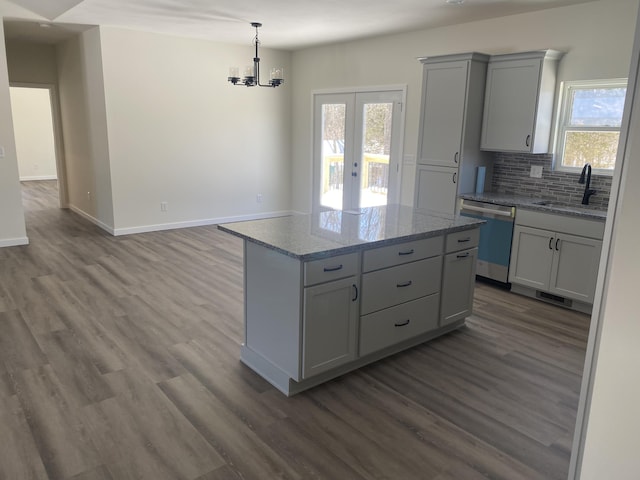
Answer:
(323, 264, 343, 272)
(394, 319, 411, 327)
(457, 237, 471, 243)
(456, 253, 470, 259)
(398, 249, 415, 256)
(396, 280, 413, 288)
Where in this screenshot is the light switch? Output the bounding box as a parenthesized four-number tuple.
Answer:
(530, 165, 543, 178)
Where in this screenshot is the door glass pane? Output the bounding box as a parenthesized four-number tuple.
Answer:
(360, 102, 392, 208)
(320, 104, 346, 210)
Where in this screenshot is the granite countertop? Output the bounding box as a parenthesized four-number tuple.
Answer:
(218, 204, 484, 260)
(459, 192, 607, 221)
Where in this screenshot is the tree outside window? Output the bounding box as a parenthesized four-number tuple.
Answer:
(556, 80, 627, 173)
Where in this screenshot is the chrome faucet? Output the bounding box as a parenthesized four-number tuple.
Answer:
(578, 163, 597, 205)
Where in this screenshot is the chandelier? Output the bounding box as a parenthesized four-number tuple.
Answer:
(228, 22, 284, 88)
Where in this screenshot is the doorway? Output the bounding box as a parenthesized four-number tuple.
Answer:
(9, 83, 67, 209)
(313, 88, 405, 211)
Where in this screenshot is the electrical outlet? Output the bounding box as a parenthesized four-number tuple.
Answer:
(160, 202, 168, 212)
(256, 194, 263, 204)
(530, 165, 543, 178)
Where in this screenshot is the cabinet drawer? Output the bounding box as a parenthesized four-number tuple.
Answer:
(361, 256, 442, 315)
(359, 294, 440, 356)
(515, 209, 605, 240)
(363, 236, 443, 272)
(304, 252, 359, 286)
(445, 228, 480, 253)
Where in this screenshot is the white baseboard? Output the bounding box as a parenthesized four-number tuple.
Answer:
(68, 205, 116, 235)
(0, 236, 29, 247)
(20, 175, 58, 181)
(112, 210, 293, 236)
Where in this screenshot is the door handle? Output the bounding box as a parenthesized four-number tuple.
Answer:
(454, 152, 459, 163)
(452, 172, 457, 184)
(352, 284, 358, 302)
(549, 237, 554, 250)
(398, 249, 415, 256)
(456, 253, 470, 259)
(526, 134, 531, 147)
(394, 319, 410, 327)
(555, 238, 560, 251)
(396, 280, 413, 288)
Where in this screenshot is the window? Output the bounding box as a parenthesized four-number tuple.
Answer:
(555, 79, 627, 174)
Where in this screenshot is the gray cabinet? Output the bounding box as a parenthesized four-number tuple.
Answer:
(303, 276, 359, 378)
(509, 209, 604, 310)
(415, 53, 490, 215)
(481, 50, 563, 153)
(440, 230, 479, 326)
(360, 236, 443, 356)
(415, 165, 459, 215)
(240, 226, 481, 395)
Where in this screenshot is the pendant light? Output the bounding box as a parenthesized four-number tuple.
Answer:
(228, 22, 284, 88)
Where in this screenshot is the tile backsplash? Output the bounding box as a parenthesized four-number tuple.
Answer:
(490, 152, 612, 209)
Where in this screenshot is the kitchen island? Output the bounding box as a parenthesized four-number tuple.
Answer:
(218, 205, 484, 395)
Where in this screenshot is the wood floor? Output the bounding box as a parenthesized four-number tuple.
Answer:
(0, 180, 590, 480)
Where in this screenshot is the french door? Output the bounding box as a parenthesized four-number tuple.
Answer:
(313, 89, 404, 211)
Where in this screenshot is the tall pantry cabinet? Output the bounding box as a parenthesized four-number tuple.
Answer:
(414, 53, 491, 215)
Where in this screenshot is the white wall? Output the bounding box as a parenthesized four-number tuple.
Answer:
(5, 40, 58, 84)
(56, 28, 114, 231)
(0, 21, 28, 246)
(98, 27, 292, 234)
(290, 0, 639, 212)
(9, 87, 57, 180)
(577, 6, 640, 475)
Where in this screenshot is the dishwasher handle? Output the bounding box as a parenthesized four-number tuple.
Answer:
(460, 203, 515, 218)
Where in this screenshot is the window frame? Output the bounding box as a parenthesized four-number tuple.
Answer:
(554, 78, 627, 176)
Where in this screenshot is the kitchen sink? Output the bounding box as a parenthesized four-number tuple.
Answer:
(531, 200, 607, 212)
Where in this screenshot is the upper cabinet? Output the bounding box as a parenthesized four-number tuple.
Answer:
(480, 50, 564, 154)
(415, 53, 491, 214)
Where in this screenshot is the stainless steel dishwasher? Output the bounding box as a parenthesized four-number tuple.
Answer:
(459, 199, 516, 285)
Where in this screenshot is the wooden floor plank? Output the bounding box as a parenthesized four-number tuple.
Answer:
(0, 180, 590, 479)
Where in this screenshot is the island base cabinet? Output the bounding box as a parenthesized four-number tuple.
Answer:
(303, 278, 359, 379)
(359, 294, 440, 357)
(440, 248, 478, 326)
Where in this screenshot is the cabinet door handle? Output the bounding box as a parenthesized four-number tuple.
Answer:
(396, 280, 413, 288)
(526, 134, 531, 147)
(457, 237, 471, 243)
(452, 172, 457, 184)
(394, 319, 411, 327)
(398, 249, 414, 256)
(548, 237, 554, 250)
(456, 252, 470, 259)
(352, 284, 358, 302)
(323, 264, 343, 272)
(555, 238, 560, 251)
(454, 152, 459, 163)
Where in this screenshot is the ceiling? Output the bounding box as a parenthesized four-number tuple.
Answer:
(2, 0, 597, 50)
